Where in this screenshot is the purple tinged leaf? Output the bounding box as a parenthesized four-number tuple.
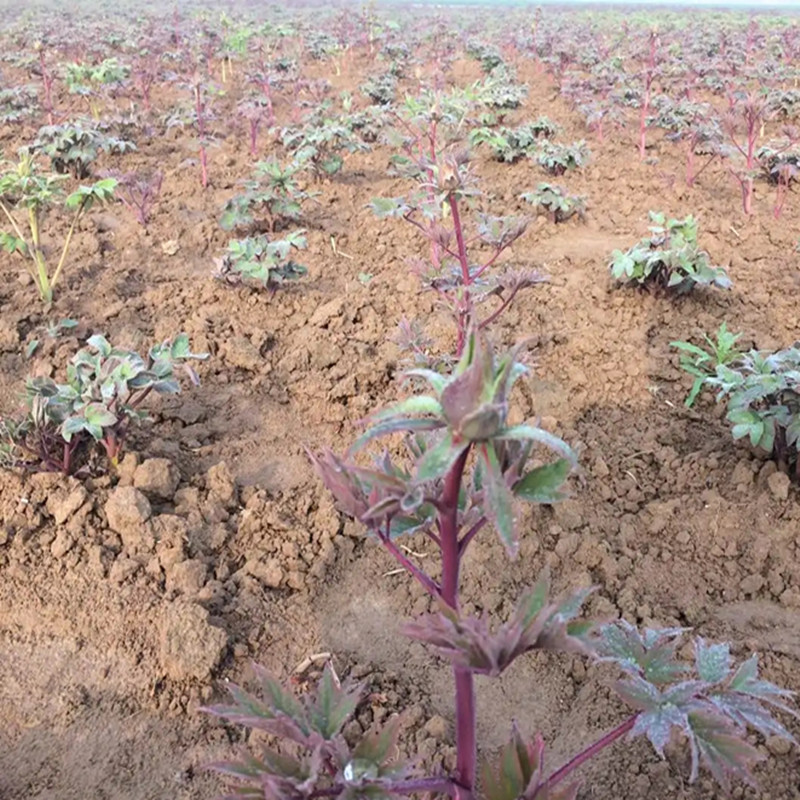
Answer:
(614, 675, 663, 711)
(632, 702, 690, 756)
(361, 495, 402, 523)
(440, 358, 484, 430)
(694, 638, 731, 684)
(480, 728, 544, 800)
(308, 448, 370, 519)
(307, 664, 361, 740)
(203, 684, 310, 746)
(596, 620, 646, 669)
(547, 782, 581, 800)
(729, 654, 791, 699)
(537, 587, 596, 654)
(687, 710, 764, 792)
(351, 715, 406, 777)
(663, 681, 707, 706)
(597, 621, 688, 684)
(349, 417, 443, 454)
(481, 442, 517, 558)
(459, 403, 505, 440)
(370, 395, 443, 422)
(709, 692, 798, 744)
(404, 578, 591, 675)
(208, 748, 304, 783)
(517, 576, 550, 627)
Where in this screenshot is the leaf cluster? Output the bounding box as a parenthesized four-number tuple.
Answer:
(705, 344, 800, 467)
(311, 332, 576, 557)
(33, 121, 135, 178)
(520, 183, 586, 223)
(609, 211, 731, 294)
(670, 323, 743, 407)
(0, 85, 38, 123)
(1, 334, 207, 473)
(215, 231, 308, 291)
(470, 120, 555, 163)
(534, 139, 589, 175)
(64, 57, 130, 93)
(281, 114, 369, 179)
(205, 664, 409, 800)
(361, 72, 397, 106)
(595, 623, 798, 792)
(220, 157, 315, 233)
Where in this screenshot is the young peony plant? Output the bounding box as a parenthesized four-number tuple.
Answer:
(610, 212, 731, 294)
(205, 331, 796, 800)
(214, 231, 308, 291)
(0, 333, 207, 474)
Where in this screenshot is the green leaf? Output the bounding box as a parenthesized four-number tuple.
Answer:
(371, 395, 443, 422)
(416, 432, 469, 483)
(481, 442, 517, 558)
(404, 368, 448, 395)
(688, 710, 764, 792)
(351, 715, 402, 770)
(369, 196, 409, 218)
(349, 417, 443, 454)
(308, 664, 360, 740)
(86, 333, 112, 357)
(84, 403, 117, 427)
(496, 424, 577, 465)
(0, 230, 27, 254)
(61, 416, 87, 442)
(694, 639, 731, 684)
(513, 459, 570, 503)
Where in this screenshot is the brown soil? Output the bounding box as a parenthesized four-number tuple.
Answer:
(1, 55, 800, 800)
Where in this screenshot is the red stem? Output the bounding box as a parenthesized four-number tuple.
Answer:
(458, 517, 486, 556)
(379, 522, 441, 598)
(534, 715, 638, 797)
(479, 283, 522, 331)
(439, 448, 475, 799)
(447, 193, 473, 356)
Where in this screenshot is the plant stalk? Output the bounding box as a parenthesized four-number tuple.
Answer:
(439, 447, 475, 799)
(533, 715, 638, 798)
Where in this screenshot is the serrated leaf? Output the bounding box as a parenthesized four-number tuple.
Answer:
(614, 674, 662, 712)
(687, 710, 764, 792)
(695, 638, 731, 684)
(710, 692, 798, 743)
(632, 701, 690, 756)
